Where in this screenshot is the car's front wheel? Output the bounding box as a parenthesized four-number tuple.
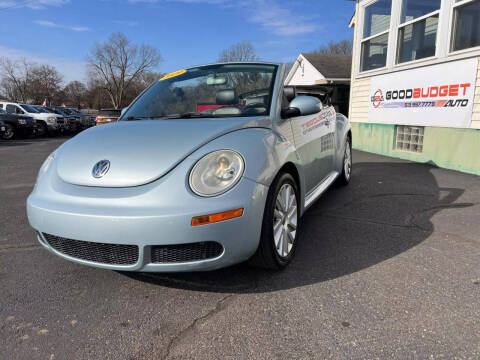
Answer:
(2, 124, 15, 140)
(250, 172, 299, 269)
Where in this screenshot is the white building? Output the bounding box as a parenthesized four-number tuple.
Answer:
(349, 0, 480, 175)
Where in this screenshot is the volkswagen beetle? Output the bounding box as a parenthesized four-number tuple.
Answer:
(27, 62, 352, 272)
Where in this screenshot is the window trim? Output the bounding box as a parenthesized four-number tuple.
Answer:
(448, 0, 480, 54)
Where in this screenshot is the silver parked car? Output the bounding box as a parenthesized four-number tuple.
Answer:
(27, 62, 352, 272)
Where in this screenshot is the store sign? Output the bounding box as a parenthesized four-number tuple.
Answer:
(369, 58, 478, 128)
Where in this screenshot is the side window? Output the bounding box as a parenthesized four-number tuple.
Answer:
(6, 104, 16, 114)
(15, 106, 24, 114)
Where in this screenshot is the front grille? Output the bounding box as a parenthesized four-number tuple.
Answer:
(151, 242, 223, 263)
(42, 233, 138, 265)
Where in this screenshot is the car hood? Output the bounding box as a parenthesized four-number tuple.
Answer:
(56, 117, 269, 187)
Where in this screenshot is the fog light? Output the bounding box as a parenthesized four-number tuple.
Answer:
(191, 208, 243, 226)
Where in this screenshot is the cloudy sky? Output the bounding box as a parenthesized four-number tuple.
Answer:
(0, 0, 355, 82)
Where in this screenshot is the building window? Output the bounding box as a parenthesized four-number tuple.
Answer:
(401, 0, 441, 22)
(361, 33, 389, 71)
(397, 0, 440, 64)
(451, 0, 480, 52)
(395, 125, 424, 153)
(360, 0, 392, 72)
(397, 14, 439, 63)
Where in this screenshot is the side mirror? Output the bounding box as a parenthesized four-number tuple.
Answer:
(282, 96, 322, 118)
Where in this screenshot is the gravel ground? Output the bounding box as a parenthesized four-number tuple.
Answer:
(1, 136, 479, 360)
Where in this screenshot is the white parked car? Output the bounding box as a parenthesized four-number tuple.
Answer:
(0, 102, 63, 136)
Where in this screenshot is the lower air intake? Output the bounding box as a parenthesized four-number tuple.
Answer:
(151, 242, 223, 263)
(42, 233, 138, 265)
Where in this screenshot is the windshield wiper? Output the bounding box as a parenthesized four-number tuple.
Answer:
(124, 113, 213, 121)
(124, 116, 162, 121)
(163, 112, 212, 119)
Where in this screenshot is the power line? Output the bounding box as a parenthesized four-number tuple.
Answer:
(0, 0, 41, 12)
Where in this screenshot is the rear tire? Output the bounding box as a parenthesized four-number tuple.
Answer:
(2, 123, 15, 140)
(249, 172, 299, 270)
(337, 136, 352, 186)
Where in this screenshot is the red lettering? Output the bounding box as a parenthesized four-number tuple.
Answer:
(421, 87, 429, 98)
(460, 83, 471, 96)
(439, 85, 448, 97)
(413, 88, 421, 98)
(449, 84, 458, 96)
(430, 86, 438, 97)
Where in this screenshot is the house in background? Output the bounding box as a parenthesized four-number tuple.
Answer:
(285, 53, 352, 115)
(348, 0, 480, 175)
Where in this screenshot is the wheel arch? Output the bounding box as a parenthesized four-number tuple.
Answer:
(274, 161, 307, 215)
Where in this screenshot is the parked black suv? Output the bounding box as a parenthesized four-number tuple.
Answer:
(0, 108, 36, 140)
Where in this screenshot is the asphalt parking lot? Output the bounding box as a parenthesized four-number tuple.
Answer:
(1, 136, 479, 359)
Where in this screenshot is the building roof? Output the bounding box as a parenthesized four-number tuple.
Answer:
(301, 53, 352, 80)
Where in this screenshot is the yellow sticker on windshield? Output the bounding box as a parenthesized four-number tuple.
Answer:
(160, 69, 187, 81)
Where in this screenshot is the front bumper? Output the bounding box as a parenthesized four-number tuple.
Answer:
(27, 159, 268, 272)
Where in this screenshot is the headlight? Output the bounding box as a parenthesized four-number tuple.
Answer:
(47, 117, 56, 123)
(36, 152, 56, 184)
(189, 150, 244, 197)
(18, 119, 26, 125)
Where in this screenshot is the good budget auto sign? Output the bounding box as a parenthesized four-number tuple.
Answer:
(368, 58, 478, 128)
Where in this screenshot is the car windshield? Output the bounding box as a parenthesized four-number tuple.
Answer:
(35, 107, 48, 113)
(21, 104, 40, 113)
(122, 63, 277, 120)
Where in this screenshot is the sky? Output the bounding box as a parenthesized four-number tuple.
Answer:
(0, 0, 355, 83)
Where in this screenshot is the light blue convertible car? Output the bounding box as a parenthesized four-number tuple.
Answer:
(27, 62, 352, 272)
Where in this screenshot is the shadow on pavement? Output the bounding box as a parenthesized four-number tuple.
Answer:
(121, 160, 474, 293)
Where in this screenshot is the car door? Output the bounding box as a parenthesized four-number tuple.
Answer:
(289, 102, 336, 193)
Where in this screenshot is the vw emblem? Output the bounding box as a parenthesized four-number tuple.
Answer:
(92, 160, 110, 178)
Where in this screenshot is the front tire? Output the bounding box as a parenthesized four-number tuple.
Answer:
(2, 124, 15, 140)
(249, 172, 299, 269)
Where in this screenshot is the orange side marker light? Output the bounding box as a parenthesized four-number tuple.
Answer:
(191, 208, 244, 226)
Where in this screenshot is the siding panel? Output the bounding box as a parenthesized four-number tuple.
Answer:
(349, 76, 371, 123)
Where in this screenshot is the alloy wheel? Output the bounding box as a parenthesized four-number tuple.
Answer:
(273, 183, 297, 258)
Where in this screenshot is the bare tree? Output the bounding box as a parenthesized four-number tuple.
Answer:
(218, 41, 260, 62)
(316, 40, 353, 56)
(29, 64, 63, 105)
(0, 58, 34, 102)
(64, 80, 87, 108)
(87, 32, 162, 109)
